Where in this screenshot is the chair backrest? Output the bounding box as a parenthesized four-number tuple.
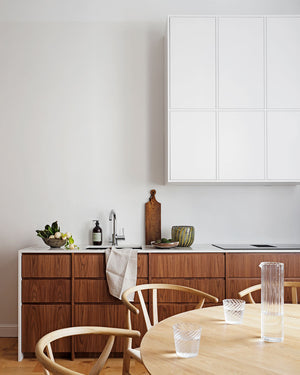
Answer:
(35, 326, 140, 375)
(122, 283, 219, 333)
(238, 281, 300, 304)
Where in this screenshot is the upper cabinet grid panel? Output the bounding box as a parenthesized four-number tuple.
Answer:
(168, 16, 300, 110)
(167, 16, 300, 183)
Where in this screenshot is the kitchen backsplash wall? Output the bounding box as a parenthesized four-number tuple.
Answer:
(1, 0, 300, 334)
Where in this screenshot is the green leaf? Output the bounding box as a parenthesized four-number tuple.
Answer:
(51, 221, 60, 233)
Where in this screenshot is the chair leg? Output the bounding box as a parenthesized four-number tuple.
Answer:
(122, 351, 131, 375)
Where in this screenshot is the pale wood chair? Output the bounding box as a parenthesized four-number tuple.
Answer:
(35, 326, 140, 375)
(238, 281, 300, 304)
(121, 283, 219, 375)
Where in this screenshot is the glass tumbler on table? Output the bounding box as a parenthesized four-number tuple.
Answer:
(223, 299, 245, 324)
(173, 322, 202, 358)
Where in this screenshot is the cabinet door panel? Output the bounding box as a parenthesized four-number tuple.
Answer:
(150, 254, 225, 278)
(227, 278, 300, 303)
(267, 112, 300, 180)
(169, 17, 215, 108)
(74, 278, 148, 303)
(74, 253, 148, 278)
(74, 304, 147, 353)
(219, 111, 265, 180)
(22, 254, 71, 277)
(226, 253, 300, 278)
(170, 111, 216, 180)
(22, 279, 71, 303)
(22, 305, 71, 352)
(219, 17, 264, 108)
(267, 17, 300, 108)
(151, 278, 224, 304)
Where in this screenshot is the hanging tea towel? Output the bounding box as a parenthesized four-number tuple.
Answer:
(105, 247, 138, 302)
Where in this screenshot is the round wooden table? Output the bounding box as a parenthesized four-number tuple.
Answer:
(140, 304, 300, 375)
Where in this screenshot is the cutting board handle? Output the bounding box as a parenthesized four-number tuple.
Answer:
(149, 189, 157, 201)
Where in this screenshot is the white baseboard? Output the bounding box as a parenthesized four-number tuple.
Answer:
(0, 324, 18, 337)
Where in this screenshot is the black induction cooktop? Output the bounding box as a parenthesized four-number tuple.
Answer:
(212, 244, 300, 250)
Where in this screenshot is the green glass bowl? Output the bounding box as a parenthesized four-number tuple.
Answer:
(171, 226, 195, 247)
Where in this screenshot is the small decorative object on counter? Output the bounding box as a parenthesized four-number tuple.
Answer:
(171, 226, 195, 247)
(92, 220, 102, 245)
(151, 239, 179, 249)
(36, 221, 78, 249)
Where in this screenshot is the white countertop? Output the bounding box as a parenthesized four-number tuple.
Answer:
(18, 244, 300, 253)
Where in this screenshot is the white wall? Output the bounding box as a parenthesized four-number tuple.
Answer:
(1, 0, 300, 334)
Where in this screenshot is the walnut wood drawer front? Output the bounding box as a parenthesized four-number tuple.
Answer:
(150, 253, 225, 278)
(151, 278, 224, 303)
(22, 305, 71, 352)
(22, 254, 71, 278)
(74, 278, 148, 303)
(74, 253, 148, 278)
(22, 279, 71, 303)
(226, 253, 300, 278)
(74, 304, 147, 353)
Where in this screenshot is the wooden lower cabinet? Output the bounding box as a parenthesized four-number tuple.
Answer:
(74, 304, 147, 354)
(21, 251, 300, 358)
(22, 305, 71, 353)
(226, 253, 300, 302)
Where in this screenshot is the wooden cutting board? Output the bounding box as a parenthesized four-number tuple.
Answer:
(145, 189, 161, 245)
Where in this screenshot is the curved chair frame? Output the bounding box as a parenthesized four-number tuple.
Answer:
(35, 326, 140, 375)
(121, 283, 218, 375)
(238, 281, 300, 304)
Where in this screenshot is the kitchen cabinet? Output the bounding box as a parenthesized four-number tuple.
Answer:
(20, 252, 148, 358)
(169, 111, 216, 180)
(169, 17, 215, 109)
(218, 111, 265, 180)
(226, 253, 300, 302)
(167, 15, 300, 184)
(21, 254, 72, 353)
(267, 17, 300, 108)
(267, 112, 300, 180)
(149, 253, 225, 320)
(19, 250, 300, 360)
(218, 17, 264, 108)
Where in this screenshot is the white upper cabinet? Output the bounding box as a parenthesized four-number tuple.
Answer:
(219, 17, 264, 108)
(169, 17, 215, 109)
(267, 18, 300, 108)
(219, 112, 265, 180)
(170, 111, 216, 180)
(167, 16, 300, 184)
(268, 112, 300, 180)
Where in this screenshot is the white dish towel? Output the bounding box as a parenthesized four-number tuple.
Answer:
(105, 247, 138, 302)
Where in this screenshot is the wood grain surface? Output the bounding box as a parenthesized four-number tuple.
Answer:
(149, 253, 225, 278)
(74, 304, 147, 353)
(22, 254, 71, 278)
(22, 279, 71, 303)
(74, 278, 149, 303)
(141, 304, 300, 375)
(226, 253, 300, 278)
(74, 253, 148, 278)
(22, 305, 71, 352)
(150, 278, 224, 303)
(145, 190, 161, 245)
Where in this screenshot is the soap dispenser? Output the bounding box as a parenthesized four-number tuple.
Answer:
(92, 220, 102, 245)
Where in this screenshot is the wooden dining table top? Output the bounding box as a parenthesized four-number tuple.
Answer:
(140, 304, 300, 375)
